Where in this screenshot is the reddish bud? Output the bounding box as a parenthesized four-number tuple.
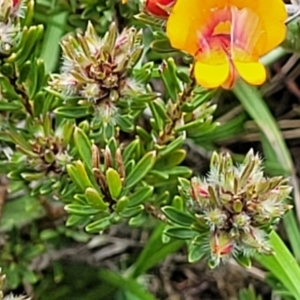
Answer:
(210, 233, 234, 258)
(198, 187, 209, 198)
(12, 0, 20, 8)
(145, 0, 176, 17)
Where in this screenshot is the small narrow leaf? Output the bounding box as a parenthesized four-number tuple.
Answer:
(188, 242, 206, 263)
(64, 204, 100, 216)
(115, 196, 129, 213)
(121, 205, 144, 218)
(74, 127, 92, 167)
(67, 161, 93, 192)
(127, 186, 154, 207)
(164, 227, 197, 240)
(54, 105, 90, 118)
(85, 217, 111, 233)
(125, 151, 157, 189)
(162, 206, 195, 227)
(235, 254, 252, 268)
(106, 168, 122, 199)
(85, 187, 108, 210)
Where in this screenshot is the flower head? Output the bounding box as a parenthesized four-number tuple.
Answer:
(49, 22, 143, 124)
(166, 0, 287, 89)
(177, 150, 292, 267)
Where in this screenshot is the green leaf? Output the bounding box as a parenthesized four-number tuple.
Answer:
(121, 205, 144, 218)
(99, 269, 156, 300)
(126, 224, 184, 278)
(128, 213, 148, 227)
(64, 204, 100, 216)
(172, 195, 184, 210)
(20, 172, 45, 181)
(115, 114, 134, 132)
(85, 217, 111, 233)
(66, 215, 86, 227)
(0, 101, 23, 111)
(40, 229, 60, 240)
(115, 196, 129, 213)
(21, 268, 38, 284)
(188, 242, 206, 263)
(5, 263, 20, 289)
(156, 136, 184, 157)
(239, 286, 262, 300)
(255, 231, 300, 299)
(164, 227, 197, 240)
(160, 58, 182, 102)
(134, 12, 165, 29)
(152, 100, 169, 122)
(233, 81, 293, 174)
(10, 25, 44, 66)
(54, 105, 90, 118)
(162, 206, 195, 227)
(235, 254, 252, 268)
(125, 151, 157, 189)
(85, 187, 108, 210)
(5, 130, 32, 151)
(0, 196, 44, 231)
(40, 11, 68, 73)
(148, 101, 164, 131)
(162, 166, 192, 177)
(123, 139, 140, 163)
(151, 38, 175, 53)
(67, 161, 93, 191)
(282, 20, 300, 53)
(155, 149, 186, 169)
(106, 168, 122, 199)
(74, 127, 92, 167)
(127, 186, 154, 207)
(136, 126, 152, 142)
(131, 93, 158, 104)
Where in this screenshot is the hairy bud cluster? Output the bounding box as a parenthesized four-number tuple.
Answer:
(182, 150, 292, 267)
(25, 134, 71, 175)
(49, 22, 144, 123)
(8, 118, 73, 180)
(0, 0, 26, 54)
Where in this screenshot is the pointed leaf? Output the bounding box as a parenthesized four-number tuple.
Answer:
(164, 227, 197, 240)
(125, 151, 157, 189)
(85, 217, 111, 233)
(127, 186, 154, 207)
(121, 205, 144, 218)
(162, 206, 195, 227)
(74, 127, 92, 167)
(54, 105, 90, 118)
(188, 242, 206, 263)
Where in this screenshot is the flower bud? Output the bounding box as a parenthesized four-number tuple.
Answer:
(210, 232, 234, 259)
(145, 0, 176, 17)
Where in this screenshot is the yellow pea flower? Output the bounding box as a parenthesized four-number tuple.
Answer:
(166, 0, 287, 89)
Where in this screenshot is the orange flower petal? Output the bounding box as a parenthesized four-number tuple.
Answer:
(230, 0, 287, 54)
(230, 6, 265, 58)
(234, 60, 266, 85)
(194, 59, 230, 89)
(166, 0, 228, 54)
